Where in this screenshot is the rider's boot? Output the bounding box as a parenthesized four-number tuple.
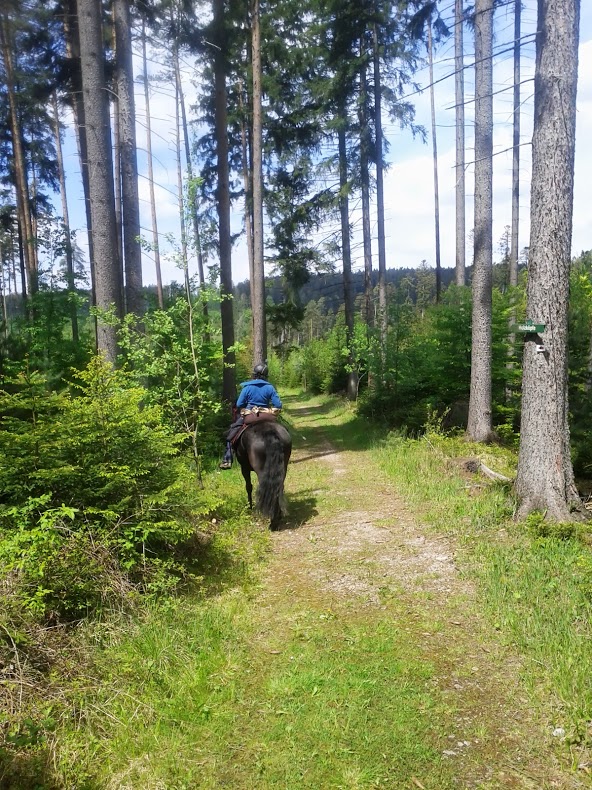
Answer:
(219, 442, 233, 469)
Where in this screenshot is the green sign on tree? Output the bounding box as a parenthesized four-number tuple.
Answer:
(514, 321, 546, 334)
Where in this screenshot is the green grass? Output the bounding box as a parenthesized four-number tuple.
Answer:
(368, 421, 592, 745)
(286, 395, 592, 743)
(55, 596, 453, 789)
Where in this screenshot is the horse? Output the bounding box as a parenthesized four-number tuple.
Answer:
(235, 418, 292, 530)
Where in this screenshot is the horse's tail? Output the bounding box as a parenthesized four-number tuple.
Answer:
(256, 428, 287, 522)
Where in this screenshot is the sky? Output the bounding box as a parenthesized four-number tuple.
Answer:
(60, 0, 592, 288)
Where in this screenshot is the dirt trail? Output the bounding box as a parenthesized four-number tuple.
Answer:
(259, 401, 585, 789)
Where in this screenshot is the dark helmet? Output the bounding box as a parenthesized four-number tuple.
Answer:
(253, 362, 268, 379)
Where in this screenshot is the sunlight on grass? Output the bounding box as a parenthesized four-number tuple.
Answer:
(56, 597, 453, 789)
(369, 423, 592, 744)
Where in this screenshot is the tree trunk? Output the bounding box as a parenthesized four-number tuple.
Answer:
(64, 0, 96, 311)
(515, 0, 581, 521)
(0, 18, 37, 297)
(111, 16, 124, 304)
(114, 0, 143, 316)
(10, 229, 19, 299)
(77, 0, 122, 362)
(141, 22, 164, 309)
(173, 45, 190, 297)
(427, 23, 441, 303)
(373, 22, 387, 351)
(176, 60, 210, 336)
(509, 0, 521, 289)
(0, 241, 7, 333)
(359, 45, 373, 328)
(467, 0, 494, 442)
(506, 0, 522, 391)
(176, 58, 207, 293)
(213, 0, 236, 402)
(16, 221, 27, 301)
(338, 118, 358, 401)
(454, 0, 466, 286)
(52, 91, 79, 343)
(239, 81, 255, 306)
(251, 0, 266, 365)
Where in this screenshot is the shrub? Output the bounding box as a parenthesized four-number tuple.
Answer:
(0, 357, 219, 621)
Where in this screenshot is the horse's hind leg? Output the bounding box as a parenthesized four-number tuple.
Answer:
(241, 465, 253, 509)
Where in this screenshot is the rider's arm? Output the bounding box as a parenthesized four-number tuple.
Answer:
(236, 386, 249, 409)
(269, 387, 282, 409)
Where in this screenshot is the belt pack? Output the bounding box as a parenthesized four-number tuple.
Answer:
(240, 406, 280, 416)
(242, 408, 279, 426)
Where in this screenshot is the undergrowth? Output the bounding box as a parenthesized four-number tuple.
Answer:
(0, 493, 265, 788)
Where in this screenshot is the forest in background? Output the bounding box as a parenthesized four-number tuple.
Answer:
(0, 0, 587, 615)
(0, 0, 590, 779)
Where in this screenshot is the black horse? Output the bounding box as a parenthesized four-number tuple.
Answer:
(235, 418, 292, 530)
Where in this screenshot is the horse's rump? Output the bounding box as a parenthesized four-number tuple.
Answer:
(238, 420, 292, 526)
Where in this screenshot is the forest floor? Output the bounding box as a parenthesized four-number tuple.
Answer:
(50, 393, 590, 789)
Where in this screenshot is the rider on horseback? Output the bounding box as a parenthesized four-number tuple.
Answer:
(219, 362, 282, 469)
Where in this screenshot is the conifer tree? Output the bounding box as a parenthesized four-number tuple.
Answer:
(467, 0, 494, 442)
(515, 0, 581, 520)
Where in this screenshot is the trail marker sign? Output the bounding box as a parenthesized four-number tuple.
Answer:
(514, 321, 546, 334)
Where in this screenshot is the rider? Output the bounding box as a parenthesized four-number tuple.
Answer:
(219, 362, 282, 469)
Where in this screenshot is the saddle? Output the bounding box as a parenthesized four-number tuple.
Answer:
(231, 409, 279, 448)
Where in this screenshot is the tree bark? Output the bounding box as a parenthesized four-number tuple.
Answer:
(141, 22, 164, 309)
(509, 0, 521, 289)
(64, 0, 96, 311)
(114, 0, 143, 316)
(359, 45, 373, 328)
(251, 0, 266, 366)
(515, 0, 581, 520)
(506, 0, 522, 390)
(213, 0, 236, 402)
(338, 118, 358, 401)
(174, 55, 210, 341)
(0, 18, 37, 297)
(239, 81, 255, 307)
(0, 241, 7, 332)
(173, 45, 190, 296)
(427, 22, 441, 303)
(467, 0, 494, 442)
(454, 0, 466, 286)
(176, 57, 208, 301)
(111, 15, 124, 305)
(373, 22, 387, 351)
(16, 221, 27, 301)
(52, 91, 79, 343)
(77, 0, 122, 362)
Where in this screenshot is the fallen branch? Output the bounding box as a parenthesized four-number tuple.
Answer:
(464, 458, 514, 483)
(479, 461, 514, 483)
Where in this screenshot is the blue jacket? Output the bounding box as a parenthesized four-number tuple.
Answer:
(236, 379, 282, 410)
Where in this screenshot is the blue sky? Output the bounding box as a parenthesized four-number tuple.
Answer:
(59, 0, 592, 287)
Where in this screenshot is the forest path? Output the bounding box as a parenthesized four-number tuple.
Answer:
(248, 393, 583, 789)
